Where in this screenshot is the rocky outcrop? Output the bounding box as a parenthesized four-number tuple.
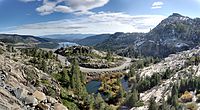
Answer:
(47, 96, 58, 104)
(33, 90, 47, 102)
(14, 88, 29, 100)
(131, 46, 200, 110)
(54, 103, 68, 110)
(0, 43, 68, 110)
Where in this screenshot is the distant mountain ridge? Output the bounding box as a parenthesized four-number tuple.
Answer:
(76, 34, 111, 46)
(95, 32, 146, 51)
(40, 34, 95, 42)
(0, 34, 61, 49)
(0, 34, 48, 43)
(95, 13, 200, 58)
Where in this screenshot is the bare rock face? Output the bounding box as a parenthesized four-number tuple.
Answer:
(0, 43, 68, 110)
(0, 88, 23, 110)
(54, 103, 68, 110)
(37, 103, 50, 110)
(47, 96, 58, 104)
(131, 46, 200, 110)
(14, 88, 28, 100)
(33, 90, 47, 102)
(24, 96, 38, 106)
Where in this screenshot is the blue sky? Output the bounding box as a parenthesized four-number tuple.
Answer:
(0, 0, 199, 36)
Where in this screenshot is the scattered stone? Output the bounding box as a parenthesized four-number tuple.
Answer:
(54, 103, 68, 110)
(24, 96, 38, 106)
(4, 85, 13, 92)
(33, 90, 47, 102)
(14, 88, 28, 99)
(0, 103, 10, 110)
(0, 74, 6, 81)
(37, 103, 50, 110)
(26, 106, 35, 110)
(0, 82, 5, 87)
(47, 96, 58, 104)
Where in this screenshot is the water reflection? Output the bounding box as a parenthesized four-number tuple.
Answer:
(86, 77, 129, 94)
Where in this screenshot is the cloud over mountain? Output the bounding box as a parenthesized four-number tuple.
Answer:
(2, 12, 166, 36)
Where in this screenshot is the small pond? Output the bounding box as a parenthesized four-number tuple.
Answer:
(86, 77, 129, 94)
(86, 80, 101, 94)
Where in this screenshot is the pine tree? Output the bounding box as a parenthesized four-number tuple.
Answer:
(151, 73, 161, 87)
(180, 79, 186, 93)
(172, 84, 178, 96)
(168, 84, 178, 108)
(148, 97, 157, 110)
(30, 57, 37, 64)
(171, 95, 178, 107)
(128, 67, 136, 77)
(49, 51, 53, 59)
(56, 54, 59, 61)
(126, 89, 139, 107)
(60, 68, 70, 87)
(95, 93, 105, 109)
(80, 69, 86, 84)
(160, 97, 168, 110)
(106, 51, 112, 62)
(118, 84, 125, 99)
(86, 95, 95, 110)
(71, 58, 82, 93)
(162, 68, 172, 79)
(41, 59, 48, 73)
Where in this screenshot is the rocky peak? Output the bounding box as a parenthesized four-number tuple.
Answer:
(169, 13, 185, 18)
(96, 13, 200, 58)
(155, 13, 192, 28)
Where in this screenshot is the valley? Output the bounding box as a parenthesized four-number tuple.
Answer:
(1, 13, 200, 110)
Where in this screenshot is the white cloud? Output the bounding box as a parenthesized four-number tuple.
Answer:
(54, 5, 73, 13)
(151, 1, 164, 9)
(21, 0, 109, 15)
(1, 12, 166, 36)
(36, 1, 57, 15)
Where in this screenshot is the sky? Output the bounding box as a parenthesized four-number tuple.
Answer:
(0, 0, 200, 36)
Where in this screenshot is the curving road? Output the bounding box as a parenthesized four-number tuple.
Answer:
(79, 57, 131, 73)
(57, 54, 131, 73)
(42, 48, 132, 73)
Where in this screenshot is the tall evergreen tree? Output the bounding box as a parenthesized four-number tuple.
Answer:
(71, 58, 82, 94)
(148, 97, 158, 110)
(126, 89, 139, 107)
(172, 84, 178, 96)
(160, 97, 169, 110)
(95, 93, 105, 110)
(41, 59, 48, 73)
(60, 68, 70, 87)
(128, 67, 136, 77)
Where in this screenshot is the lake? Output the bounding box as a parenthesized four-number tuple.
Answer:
(86, 77, 129, 94)
(57, 42, 79, 49)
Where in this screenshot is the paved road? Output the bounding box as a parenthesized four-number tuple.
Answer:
(57, 54, 131, 73)
(79, 57, 131, 73)
(42, 48, 132, 73)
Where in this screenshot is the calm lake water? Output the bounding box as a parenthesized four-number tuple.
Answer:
(86, 80, 101, 94)
(86, 77, 129, 94)
(57, 42, 79, 49)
